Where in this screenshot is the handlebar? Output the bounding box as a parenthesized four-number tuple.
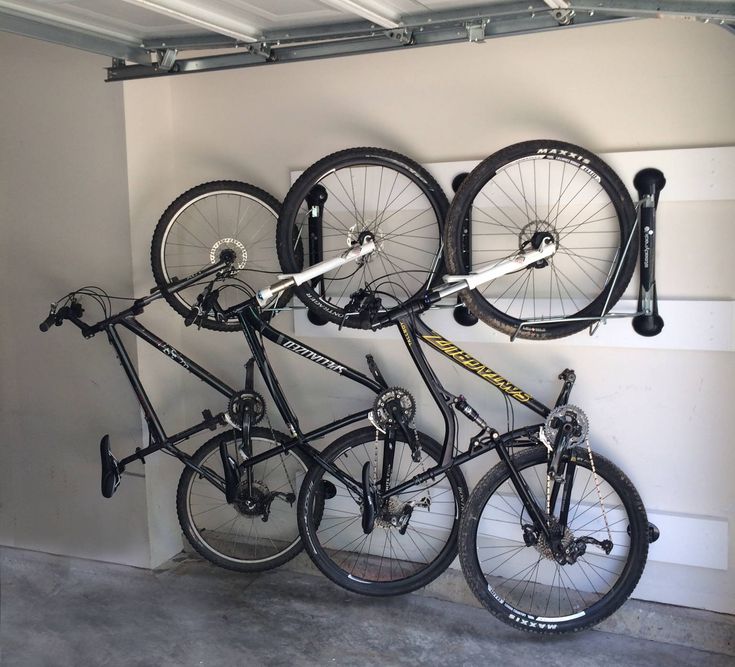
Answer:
(39, 302, 85, 332)
(40, 256, 235, 337)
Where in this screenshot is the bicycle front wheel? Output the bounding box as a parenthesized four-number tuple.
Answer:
(298, 426, 467, 596)
(444, 141, 637, 339)
(459, 446, 648, 634)
(177, 428, 308, 572)
(151, 181, 286, 331)
(277, 148, 448, 328)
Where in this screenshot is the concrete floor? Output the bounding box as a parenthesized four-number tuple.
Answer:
(1, 547, 733, 667)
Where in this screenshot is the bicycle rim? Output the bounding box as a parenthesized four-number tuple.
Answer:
(278, 149, 447, 328)
(180, 432, 307, 569)
(460, 446, 648, 633)
(299, 428, 465, 595)
(152, 182, 285, 331)
(446, 141, 636, 339)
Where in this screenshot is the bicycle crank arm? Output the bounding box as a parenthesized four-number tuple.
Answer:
(360, 461, 377, 534)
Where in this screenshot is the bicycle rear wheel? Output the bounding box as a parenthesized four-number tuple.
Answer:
(458, 446, 648, 634)
(298, 426, 467, 596)
(277, 148, 448, 328)
(444, 141, 637, 339)
(177, 428, 308, 572)
(151, 181, 286, 331)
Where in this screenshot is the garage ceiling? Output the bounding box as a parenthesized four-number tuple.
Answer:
(1, 0, 734, 81)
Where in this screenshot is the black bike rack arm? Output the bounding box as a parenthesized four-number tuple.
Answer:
(632, 168, 666, 337)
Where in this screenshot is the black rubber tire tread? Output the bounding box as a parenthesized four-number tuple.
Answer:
(277, 148, 449, 329)
(458, 446, 648, 634)
(177, 428, 307, 572)
(297, 426, 468, 597)
(151, 181, 285, 332)
(444, 141, 638, 340)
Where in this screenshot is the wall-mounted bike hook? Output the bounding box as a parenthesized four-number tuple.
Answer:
(451, 171, 478, 328)
(632, 168, 666, 337)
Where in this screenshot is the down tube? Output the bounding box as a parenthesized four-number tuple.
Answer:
(413, 319, 550, 419)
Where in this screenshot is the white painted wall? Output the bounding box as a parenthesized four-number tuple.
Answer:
(0, 33, 150, 567)
(121, 18, 735, 613)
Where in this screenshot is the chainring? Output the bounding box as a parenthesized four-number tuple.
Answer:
(543, 404, 589, 447)
(227, 391, 266, 428)
(371, 387, 416, 429)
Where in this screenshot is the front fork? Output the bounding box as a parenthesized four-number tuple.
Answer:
(502, 369, 580, 549)
(219, 358, 257, 505)
(361, 414, 423, 535)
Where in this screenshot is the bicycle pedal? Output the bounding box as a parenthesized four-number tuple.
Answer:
(321, 480, 337, 499)
(360, 462, 376, 534)
(222, 455, 240, 504)
(100, 435, 122, 499)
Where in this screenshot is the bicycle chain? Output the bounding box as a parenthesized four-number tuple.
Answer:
(585, 433, 613, 544)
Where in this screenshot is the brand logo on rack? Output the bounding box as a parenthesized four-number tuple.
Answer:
(282, 340, 346, 373)
(421, 334, 531, 402)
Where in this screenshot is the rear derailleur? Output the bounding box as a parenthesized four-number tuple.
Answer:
(522, 522, 613, 565)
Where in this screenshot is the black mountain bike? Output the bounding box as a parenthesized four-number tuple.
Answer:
(40, 238, 467, 590)
(285, 236, 655, 634)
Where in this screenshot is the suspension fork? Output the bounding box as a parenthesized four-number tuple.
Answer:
(495, 442, 555, 542)
(242, 358, 256, 490)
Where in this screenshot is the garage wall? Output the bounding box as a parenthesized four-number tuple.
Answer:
(124, 18, 735, 613)
(0, 33, 150, 567)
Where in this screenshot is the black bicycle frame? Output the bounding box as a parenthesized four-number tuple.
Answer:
(62, 254, 575, 536)
(356, 309, 570, 542)
(66, 273, 385, 494)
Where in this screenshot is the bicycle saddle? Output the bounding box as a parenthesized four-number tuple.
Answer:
(100, 435, 121, 499)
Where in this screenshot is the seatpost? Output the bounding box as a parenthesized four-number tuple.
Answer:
(632, 168, 666, 337)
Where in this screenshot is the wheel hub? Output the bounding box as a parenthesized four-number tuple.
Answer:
(533, 521, 575, 561)
(519, 221, 559, 254)
(210, 238, 247, 269)
(234, 481, 269, 516)
(347, 224, 384, 258)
